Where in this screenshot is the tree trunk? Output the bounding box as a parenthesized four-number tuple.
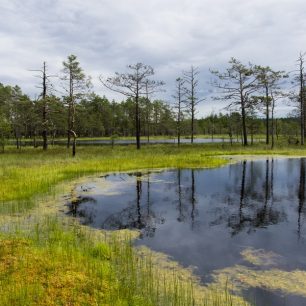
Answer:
(1, 135, 4, 153)
(135, 94, 140, 150)
(271, 94, 275, 149)
(240, 75, 248, 146)
(177, 110, 181, 147)
(69, 130, 77, 157)
(67, 106, 71, 148)
(191, 108, 194, 144)
(265, 86, 269, 145)
(72, 136, 76, 157)
(300, 98, 304, 145)
(299, 57, 305, 145)
(67, 69, 73, 149)
(145, 82, 150, 144)
(241, 103, 248, 146)
(52, 130, 56, 146)
(42, 61, 48, 150)
(33, 130, 37, 148)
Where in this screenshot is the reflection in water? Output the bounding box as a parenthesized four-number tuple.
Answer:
(176, 169, 184, 222)
(67, 158, 306, 306)
(190, 170, 197, 229)
(67, 159, 306, 241)
(298, 159, 305, 239)
(230, 160, 248, 235)
(213, 159, 284, 236)
(67, 158, 306, 240)
(80, 173, 166, 238)
(174, 169, 198, 228)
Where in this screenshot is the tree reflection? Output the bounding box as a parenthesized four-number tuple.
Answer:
(298, 158, 305, 239)
(191, 170, 196, 228)
(66, 188, 97, 225)
(227, 159, 284, 235)
(68, 159, 306, 239)
(176, 169, 187, 222)
(228, 160, 253, 234)
(174, 169, 198, 229)
(101, 173, 164, 237)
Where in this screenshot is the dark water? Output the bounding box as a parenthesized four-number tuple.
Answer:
(67, 158, 306, 306)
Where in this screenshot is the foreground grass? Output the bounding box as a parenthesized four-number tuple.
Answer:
(1, 143, 305, 305)
(0, 216, 250, 306)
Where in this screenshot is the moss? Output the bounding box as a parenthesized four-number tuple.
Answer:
(241, 247, 282, 266)
(213, 264, 306, 298)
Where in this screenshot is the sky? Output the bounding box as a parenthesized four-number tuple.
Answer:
(1, 0, 306, 117)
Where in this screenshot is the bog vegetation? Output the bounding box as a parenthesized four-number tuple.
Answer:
(0, 52, 306, 305)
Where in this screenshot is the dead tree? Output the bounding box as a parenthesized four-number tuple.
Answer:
(30, 62, 56, 150)
(173, 77, 186, 146)
(183, 66, 204, 143)
(145, 80, 152, 143)
(100, 63, 164, 150)
(297, 53, 306, 145)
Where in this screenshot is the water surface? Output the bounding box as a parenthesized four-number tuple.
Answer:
(67, 158, 306, 306)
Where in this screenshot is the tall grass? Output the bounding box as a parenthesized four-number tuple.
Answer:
(0, 216, 249, 306)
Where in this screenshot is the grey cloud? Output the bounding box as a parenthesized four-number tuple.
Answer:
(0, 0, 305, 116)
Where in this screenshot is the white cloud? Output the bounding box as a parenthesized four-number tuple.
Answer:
(0, 0, 305, 116)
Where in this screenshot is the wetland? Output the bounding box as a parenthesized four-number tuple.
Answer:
(68, 158, 306, 306)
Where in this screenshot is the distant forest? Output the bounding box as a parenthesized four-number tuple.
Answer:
(0, 54, 305, 153)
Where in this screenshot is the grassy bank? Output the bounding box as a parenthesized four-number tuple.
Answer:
(0, 145, 228, 204)
(2, 143, 306, 204)
(1, 143, 305, 305)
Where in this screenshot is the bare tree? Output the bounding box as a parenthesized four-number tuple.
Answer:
(61, 54, 90, 156)
(30, 62, 56, 150)
(296, 53, 306, 145)
(210, 58, 258, 146)
(145, 80, 152, 143)
(173, 77, 186, 146)
(100, 63, 164, 149)
(183, 66, 204, 143)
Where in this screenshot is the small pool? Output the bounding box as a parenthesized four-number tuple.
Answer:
(66, 158, 306, 306)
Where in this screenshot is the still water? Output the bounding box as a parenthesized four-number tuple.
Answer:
(67, 158, 306, 306)
(60, 138, 233, 145)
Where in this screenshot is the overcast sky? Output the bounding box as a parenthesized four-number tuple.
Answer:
(1, 0, 306, 117)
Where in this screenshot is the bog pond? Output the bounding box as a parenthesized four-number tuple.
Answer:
(66, 158, 306, 306)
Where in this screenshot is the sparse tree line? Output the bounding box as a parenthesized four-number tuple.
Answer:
(0, 53, 305, 154)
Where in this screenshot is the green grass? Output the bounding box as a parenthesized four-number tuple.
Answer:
(0, 216, 250, 306)
(2, 142, 305, 204)
(0, 145, 228, 204)
(1, 142, 305, 305)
